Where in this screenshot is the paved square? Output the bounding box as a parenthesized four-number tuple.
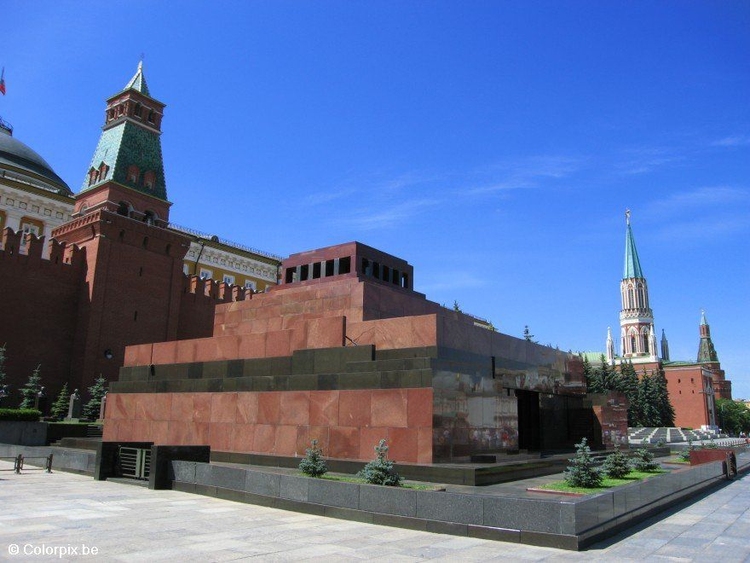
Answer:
(1, 461, 748, 561)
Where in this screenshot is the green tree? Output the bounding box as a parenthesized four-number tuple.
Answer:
(637, 372, 659, 427)
(523, 325, 535, 342)
(19, 365, 42, 409)
(299, 439, 328, 477)
(358, 439, 401, 486)
(619, 361, 641, 426)
(564, 438, 603, 488)
(50, 382, 71, 421)
(652, 369, 675, 427)
(82, 376, 107, 420)
(716, 399, 750, 435)
(631, 448, 660, 472)
(453, 300, 462, 312)
(602, 445, 631, 479)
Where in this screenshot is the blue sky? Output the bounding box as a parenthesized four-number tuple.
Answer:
(4, 2, 749, 397)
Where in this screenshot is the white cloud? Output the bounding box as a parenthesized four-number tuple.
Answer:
(711, 135, 750, 148)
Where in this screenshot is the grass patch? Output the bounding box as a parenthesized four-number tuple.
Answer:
(304, 472, 439, 490)
(539, 469, 667, 495)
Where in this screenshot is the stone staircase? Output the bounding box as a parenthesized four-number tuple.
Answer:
(628, 426, 732, 445)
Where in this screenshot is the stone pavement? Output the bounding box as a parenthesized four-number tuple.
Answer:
(1, 460, 748, 562)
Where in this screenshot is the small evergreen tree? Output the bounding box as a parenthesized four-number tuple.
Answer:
(50, 382, 71, 421)
(358, 439, 401, 486)
(299, 439, 328, 477)
(19, 365, 42, 409)
(82, 376, 107, 420)
(564, 438, 603, 488)
(453, 300, 462, 313)
(602, 445, 631, 479)
(631, 448, 660, 472)
(523, 325, 535, 342)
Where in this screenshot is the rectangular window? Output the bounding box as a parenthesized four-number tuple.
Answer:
(199, 268, 212, 280)
(339, 256, 351, 274)
(223, 274, 235, 285)
(244, 280, 257, 291)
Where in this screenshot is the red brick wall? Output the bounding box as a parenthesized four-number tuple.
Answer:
(103, 388, 434, 463)
(664, 366, 713, 429)
(0, 231, 85, 402)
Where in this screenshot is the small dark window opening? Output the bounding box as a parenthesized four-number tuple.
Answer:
(300, 264, 309, 280)
(361, 258, 370, 276)
(312, 262, 321, 279)
(147, 110, 155, 123)
(372, 262, 380, 279)
(285, 268, 295, 284)
(392, 269, 400, 285)
(325, 260, 335, 277)
(139, 267, 143, 277)
(134, 311, 138, 321)
(339, 256, 351, 274)
(165, 244, 171, 255)
(142, 236, 148, 249)
(401, 272, 409, 289)
(134, 103, 142, 118)
(119, 230, 125, 242)
(382, 265, 390, 282)
(117, 202, 130, 216)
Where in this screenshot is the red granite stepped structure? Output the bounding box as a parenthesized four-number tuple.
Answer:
(107, 242, 595, 463)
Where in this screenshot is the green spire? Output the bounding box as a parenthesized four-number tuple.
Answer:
(123, 61, 150, 96)
(80, 62, 166, 200)
(623, 209, 644, 280)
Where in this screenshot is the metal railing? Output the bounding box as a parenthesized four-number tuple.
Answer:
(0, 454, 53, 473)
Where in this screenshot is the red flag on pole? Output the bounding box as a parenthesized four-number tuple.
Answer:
(0, 68, 5, 95)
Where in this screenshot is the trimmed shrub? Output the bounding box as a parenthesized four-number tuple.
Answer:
(0, 408, 42, 421)
(564, 438, 603, 488)
(299, 439, 328, 478)
(358, 439, 401, 486)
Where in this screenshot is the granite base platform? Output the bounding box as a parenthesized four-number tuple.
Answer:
(168, 452, 750, 550)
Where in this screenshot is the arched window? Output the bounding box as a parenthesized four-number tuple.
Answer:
(642, 328, 650, 354)
(627, 284, 634, 309)
(133, 103, 142, 118)
(143, 210, 156, 225)
(147, 110, 155, 123)
(117, 201, 131, 217)
(637, 283, 645, 308)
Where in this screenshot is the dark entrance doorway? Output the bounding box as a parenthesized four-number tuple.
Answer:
(516, 389, 540, 451)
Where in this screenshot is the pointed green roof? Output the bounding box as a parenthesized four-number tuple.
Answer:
(623, 214, 644, 279)
(123, 61, 150, 96)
